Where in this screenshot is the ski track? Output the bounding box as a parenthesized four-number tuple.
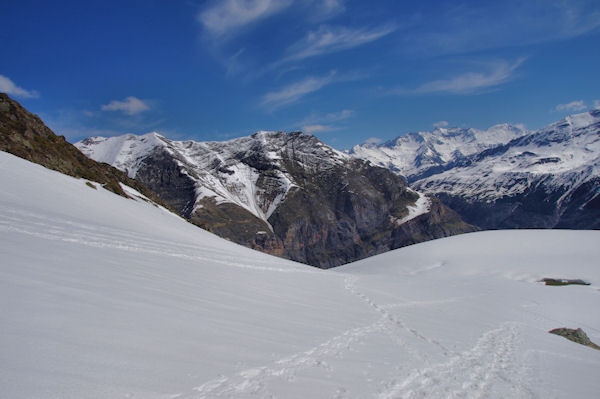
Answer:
(180, 274, 485, 398)
(0, 201, 542, 398)
(378, 322, 536, 399)
(173, 274, 436, 398)
(176, 317, 387, 398)
(0, 205, 318, 274)
(343, 276, 454, 358)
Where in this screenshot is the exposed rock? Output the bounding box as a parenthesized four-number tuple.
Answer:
(549, 328, 600, 350)
(539, 278, 590, 286)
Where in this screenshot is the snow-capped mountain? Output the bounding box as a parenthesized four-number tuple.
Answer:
(2, 149, 599, 398)
(77, 131, 346, 224)
(351, 123, 526, 182)
(76, 131, 474, 268)
(353, 110, 600, 229)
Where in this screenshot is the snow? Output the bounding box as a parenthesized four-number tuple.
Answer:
(352, 110, 600, 204)
(413, 111, 600, 202)
(76, 132, 167, 178)
(351, 124, 526, 179)
(2, 150, 600, 398)
(76, 131, 331, 226)
(396, 190, 431, 224)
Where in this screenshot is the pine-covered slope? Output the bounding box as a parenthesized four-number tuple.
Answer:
(353, 111, 600, 230)
(77, 132, 475, 268)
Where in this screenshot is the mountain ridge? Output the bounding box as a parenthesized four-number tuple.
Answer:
(352, 110, 600, 229)
(77, 130, 475, 268)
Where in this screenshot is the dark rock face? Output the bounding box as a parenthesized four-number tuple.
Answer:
(264, 158, 476, 268)
(389, 200, 473, 248)
(203, 144, 477, 268)
(0, 93, 165, 204)
(135, 148, 198, 217)
(430, 176, 600, 230)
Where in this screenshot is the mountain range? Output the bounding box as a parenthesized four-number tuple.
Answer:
(75, 131, 473, 268)
(3, 90, 598, 268)
(351, 111, 600, 229)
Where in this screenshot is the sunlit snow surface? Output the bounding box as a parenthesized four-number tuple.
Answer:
(1, 150, 599, 398)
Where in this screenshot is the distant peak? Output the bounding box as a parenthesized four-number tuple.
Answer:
(562, 109, 600, 130)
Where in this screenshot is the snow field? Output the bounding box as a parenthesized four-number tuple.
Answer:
(1, 150, 599, 398)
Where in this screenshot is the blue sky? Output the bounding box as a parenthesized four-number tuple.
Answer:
(1, 0, 599, 149)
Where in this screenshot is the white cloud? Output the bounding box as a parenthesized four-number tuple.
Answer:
(555, 100, 587, 112)
(297, 109, 354, 134)
(593, 100, 600, 109)
(402, 1, 600, 57)
(364, 137, 382, 146)
(399, 58, 525, 95)
(301, 124, 337, 133)
(311, 0, 345, 19)
(0, 75, 39, 98)
(198, 0, 292, 38)
(282, 24, 395, 63)
(101, 97, 150, 115)
(260, 72, 337, 110)
(433, 121, 449, 128)
(301, 109, 354, 125)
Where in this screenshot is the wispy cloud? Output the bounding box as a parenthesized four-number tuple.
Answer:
(554, 100, 587, 112)
(0, 75, 39, 98)
(198, 0, 292, 39)
(260, 71, 337, 110)
(101, 97, 151, 115)
(281, 24, 395, 63)
(310, 0, 345, 20)
(396, 58, 525, 95)
(364, 137, 382, 146)
(401, 1, 600, 57)
(594, 100, 600, 109)
(300, 109, 354, 124)
(433, 120, 449, 128)
(301, 124, 338, 133)
(298, 108, 354, 134)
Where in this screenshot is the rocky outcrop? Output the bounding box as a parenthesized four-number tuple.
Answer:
(549, 328, 600, 350)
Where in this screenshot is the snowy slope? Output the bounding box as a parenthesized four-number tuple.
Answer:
(1, 150, 600, 398)
(75, 132, 169, 178)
